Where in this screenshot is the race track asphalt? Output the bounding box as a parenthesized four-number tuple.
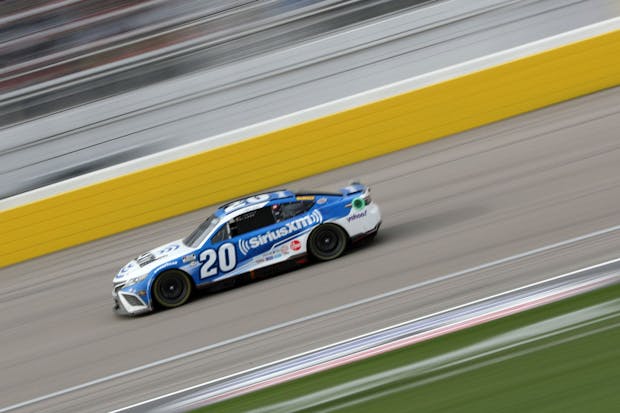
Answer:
(1, 86, 619, 412)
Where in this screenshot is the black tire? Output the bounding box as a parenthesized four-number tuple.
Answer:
(308, 224, 348, 261)
(152, 270, 192, 309)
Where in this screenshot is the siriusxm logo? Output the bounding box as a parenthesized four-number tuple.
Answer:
(239, 210, 322, 255)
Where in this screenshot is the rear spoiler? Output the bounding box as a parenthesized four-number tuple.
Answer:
(339, 181, 367, 196)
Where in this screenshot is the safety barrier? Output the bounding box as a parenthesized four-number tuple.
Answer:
(1, 26, 619, 267)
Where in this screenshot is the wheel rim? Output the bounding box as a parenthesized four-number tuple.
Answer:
(314, 229, 339, 254)
(157, 274, 187, 303)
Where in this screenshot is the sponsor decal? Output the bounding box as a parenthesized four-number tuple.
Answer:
(238, 210, 322, 255)
(280, 244, 290, 254)
(223, 194, 270, 214)
(296, 195, 315, 201)
(290, 240, 302, 251)
(182, 254, 196, 263)
(156, 244, 180, 255)
(261, 250, 286, 261)
(117, 262, 136, 277)
(154, 261, 177, 272)
(223, 191, 290, 214)
(347, 210, 368, 222)
(317, 197, 327, 205)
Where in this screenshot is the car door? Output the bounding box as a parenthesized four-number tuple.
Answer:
(196, 206, 279, 283)
(270, 200, 316, 254)
(195, 222, 237, 284)
(239, 200, 316, 263)
(229, 205, 280, 265)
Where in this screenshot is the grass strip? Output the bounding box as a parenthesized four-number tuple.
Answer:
(195, 283, 620, 412)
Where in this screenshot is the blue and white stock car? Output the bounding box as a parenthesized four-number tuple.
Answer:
(112, 183, 381, 315)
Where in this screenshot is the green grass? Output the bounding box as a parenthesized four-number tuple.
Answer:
(195, 283, 620, 413)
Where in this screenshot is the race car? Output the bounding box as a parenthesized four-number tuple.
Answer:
(112, 183, 381, 315)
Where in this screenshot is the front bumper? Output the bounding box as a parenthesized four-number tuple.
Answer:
(112, 285, 151, 316)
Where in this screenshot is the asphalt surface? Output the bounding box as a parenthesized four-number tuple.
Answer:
(2, 0, 618, 198)
(1, 87, 619, 412)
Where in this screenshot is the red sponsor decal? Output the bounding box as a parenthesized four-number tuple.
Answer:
(290, 240, 302, 251)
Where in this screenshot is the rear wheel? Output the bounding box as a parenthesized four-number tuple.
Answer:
(308, 224, 348, 261)
(152, 270, 192, 309)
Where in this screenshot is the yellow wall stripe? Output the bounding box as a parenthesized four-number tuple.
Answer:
(2, 30, 619, 267)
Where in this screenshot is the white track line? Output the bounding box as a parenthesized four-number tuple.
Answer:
(254, 307, 620, 413)
(168, 274, 618, 413)
(1, 223, 618, 413)
(315, 321, 620, 413)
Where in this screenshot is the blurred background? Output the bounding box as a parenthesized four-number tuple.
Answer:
(1, 0, 617, 199)
(1, 0, 432, 198)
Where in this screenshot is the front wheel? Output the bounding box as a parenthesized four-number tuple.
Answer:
(152, 270, 192, 309)
(308, 224, 348, 261)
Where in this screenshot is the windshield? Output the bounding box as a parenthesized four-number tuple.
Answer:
(183, 215, 219, 248)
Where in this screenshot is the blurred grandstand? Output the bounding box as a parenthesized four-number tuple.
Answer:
(0, 0, 424, 126)
(0, 0, 428, 199)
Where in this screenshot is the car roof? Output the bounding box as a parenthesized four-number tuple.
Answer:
(214, 189, 342, 220)
(217, 189, 292, 209)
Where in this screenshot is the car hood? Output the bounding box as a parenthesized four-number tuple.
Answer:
(114, 240, 193, 283)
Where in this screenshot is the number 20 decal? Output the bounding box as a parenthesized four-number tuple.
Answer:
(200, 243, 236, 279)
